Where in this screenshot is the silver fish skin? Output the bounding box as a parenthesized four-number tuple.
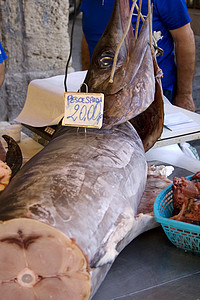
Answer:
(0, 0, 163, 297)
(0, 123, 147, 297)
(84, 0, 155, 128)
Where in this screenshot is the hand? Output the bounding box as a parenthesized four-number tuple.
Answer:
(173, 94, 195, 112)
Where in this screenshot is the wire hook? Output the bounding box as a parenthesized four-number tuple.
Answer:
(78, 82, 89, 93)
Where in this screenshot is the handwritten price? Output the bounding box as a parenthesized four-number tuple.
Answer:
(67, 103, 103, 124)
(63, 92, 104, 129)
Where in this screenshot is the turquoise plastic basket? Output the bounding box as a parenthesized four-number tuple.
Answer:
(154, 175, 200, 254)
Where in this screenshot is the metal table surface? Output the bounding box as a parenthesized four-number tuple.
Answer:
(93, 227, 200, 300)
(92, 166, 200, 300)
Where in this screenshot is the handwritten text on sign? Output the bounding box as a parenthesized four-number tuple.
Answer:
(62, 92, 104, 128)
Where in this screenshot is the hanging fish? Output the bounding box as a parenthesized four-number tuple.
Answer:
(83, 0, 163, 151)
(0, 0, 164, 299)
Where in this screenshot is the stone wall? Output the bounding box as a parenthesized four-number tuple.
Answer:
(0, 0, 72, 121)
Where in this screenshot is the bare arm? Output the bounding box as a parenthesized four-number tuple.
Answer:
(170, 23, 195, 111)
(0, 62, 5, 88)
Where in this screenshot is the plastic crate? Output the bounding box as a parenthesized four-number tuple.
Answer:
(153, 175, 200, 254)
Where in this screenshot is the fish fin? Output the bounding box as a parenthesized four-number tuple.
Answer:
(2, 135, 23, 178)
(90, 207, 134, 268)
(117, 213, 158, 249)
(109, 213, 159, 259)
(90, 247, 118, 268)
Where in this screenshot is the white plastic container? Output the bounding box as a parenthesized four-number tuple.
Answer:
(4, 124, 22, 143)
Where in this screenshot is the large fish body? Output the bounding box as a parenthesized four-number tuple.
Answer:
(0, 123, 149, 298)
(0, 0, 163, 298)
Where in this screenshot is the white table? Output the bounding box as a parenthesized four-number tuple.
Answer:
(154, 99, 200, 148)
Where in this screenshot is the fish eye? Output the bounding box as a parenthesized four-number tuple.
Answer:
(98, 51, 114, 68)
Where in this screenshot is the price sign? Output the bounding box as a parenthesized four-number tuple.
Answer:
(62, 92, 104, 129)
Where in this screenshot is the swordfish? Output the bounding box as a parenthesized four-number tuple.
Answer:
(84, 0, 164, 151)
(0, 0, 163, 299)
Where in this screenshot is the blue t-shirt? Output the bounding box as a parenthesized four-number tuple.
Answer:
(81, 0, 191, 92)
(0, 43, 7, 63)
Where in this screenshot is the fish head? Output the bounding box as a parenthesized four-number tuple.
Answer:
(84, 0, 156, 128)
(84, 0, 134, 95)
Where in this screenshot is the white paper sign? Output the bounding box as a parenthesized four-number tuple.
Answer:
(62, 92, 104, 129)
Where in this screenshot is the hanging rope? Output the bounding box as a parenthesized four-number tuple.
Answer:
(135, 3, 145, 23)
(148, 0, 152, 49)
(135, 0, 143, 42)
(109, 0, 137, 84)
